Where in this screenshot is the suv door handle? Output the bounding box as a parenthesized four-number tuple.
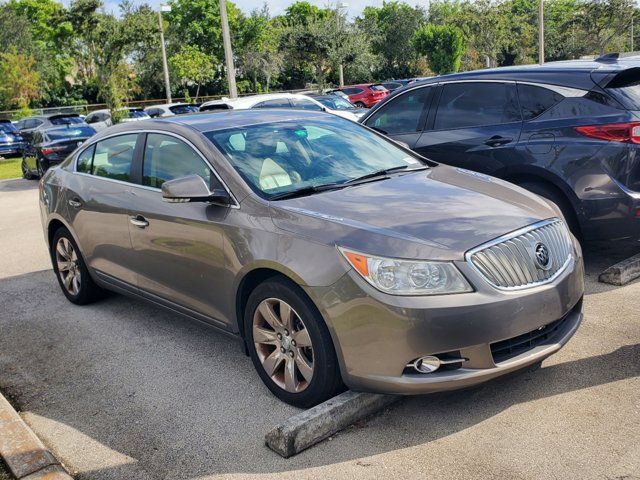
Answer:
(129, 215, 149, 228)
(68, 198, 82, 208)
(484, 136, 513, 147)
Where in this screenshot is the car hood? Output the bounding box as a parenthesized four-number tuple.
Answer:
(270, 165, 558, 260)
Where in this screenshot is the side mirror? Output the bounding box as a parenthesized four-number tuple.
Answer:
(161, 174, 231, 205)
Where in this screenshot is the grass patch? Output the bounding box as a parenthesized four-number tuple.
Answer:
(0, 157, 21, 180)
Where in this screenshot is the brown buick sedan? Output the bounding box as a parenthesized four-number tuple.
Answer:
(39, 110, 584, 407)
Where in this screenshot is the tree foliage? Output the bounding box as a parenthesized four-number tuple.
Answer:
(0, 0, 639, 112)
(414, 24, 466, 74)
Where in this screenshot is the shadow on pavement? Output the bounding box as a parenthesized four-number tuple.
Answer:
(0, 178, 38, 193)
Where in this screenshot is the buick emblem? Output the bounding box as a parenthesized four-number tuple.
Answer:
(533, 242, 552, 271)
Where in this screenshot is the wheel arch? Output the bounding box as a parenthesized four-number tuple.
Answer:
(46, 216, 85, 259)
(234, 266, 303, 338)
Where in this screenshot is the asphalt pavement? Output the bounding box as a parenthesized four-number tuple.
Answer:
(0, 178, 639, 480)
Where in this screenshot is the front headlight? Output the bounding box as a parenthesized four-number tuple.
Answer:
(338, 247, 473, 296)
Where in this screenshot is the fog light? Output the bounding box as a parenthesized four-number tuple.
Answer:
(414, 356, 441, 373)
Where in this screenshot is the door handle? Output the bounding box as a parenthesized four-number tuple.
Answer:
(484, 136, 513, 147)
(129, 215, 149, 228)
(68, 198, 82, 208)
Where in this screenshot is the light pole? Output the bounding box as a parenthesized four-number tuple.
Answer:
(219, 0, 238, 99)
(336, 2, 348, 88)
(538, 0, 545, 65)
(158, 4, 172, 104)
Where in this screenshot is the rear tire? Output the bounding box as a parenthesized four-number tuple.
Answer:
(36, 157, 48, 178)
(244, 277, 344, 407)
(51, 227, 105, 305)
(355, 101, 366, 108)
(519, 181, 581, 239)
(21, 158, 35, 180)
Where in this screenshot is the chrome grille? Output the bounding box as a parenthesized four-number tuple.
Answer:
(466, 219, 573, 290)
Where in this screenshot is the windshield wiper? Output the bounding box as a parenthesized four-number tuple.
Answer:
(269, 183, 346, 201)
(344, 165, 428, 185)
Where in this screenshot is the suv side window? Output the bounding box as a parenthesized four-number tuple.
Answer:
(142, 133, 213, 188)
(291, 98, 323, 111)
(366, 87, 431, 134)
(253, 99, 292, 108)
(517, 84, 564, 120)
(434, 82, 520, 130)
(91, 134, 138, 182)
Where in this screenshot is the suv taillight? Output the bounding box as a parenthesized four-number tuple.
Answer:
(575, 122, 640, 143)
(41, 146, 65, 156)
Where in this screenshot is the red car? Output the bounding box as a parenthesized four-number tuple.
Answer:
(336, 84, 389, 108)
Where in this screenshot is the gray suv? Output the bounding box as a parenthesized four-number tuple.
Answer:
(39, 110, 584, 407)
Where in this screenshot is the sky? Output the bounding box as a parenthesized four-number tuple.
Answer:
(94, 0, 427, 19)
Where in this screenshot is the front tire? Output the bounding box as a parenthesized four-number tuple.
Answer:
(355, 101, 366, 108)
(51, 227, 105, 305)
(244, 277, 344, 407)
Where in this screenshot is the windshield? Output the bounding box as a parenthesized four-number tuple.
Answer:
(169, 105, 199, 115)
(45, 126, 95, 141)
(204, 116, 424, 199)
(0, 123, 18, 134)
(313, 96, 356, 111)
(50, 116, 83, 125)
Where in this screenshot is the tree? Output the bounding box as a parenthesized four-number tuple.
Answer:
(573, 0, 635, 55)
(413, 24, 466, 74)
(170, 45, 216, 100)
(358, 2, 426, 79)
(0, 50, 41, 109)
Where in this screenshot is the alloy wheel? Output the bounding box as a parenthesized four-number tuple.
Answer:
(55, 237, 81, 296)
(253, 298, 314, 393)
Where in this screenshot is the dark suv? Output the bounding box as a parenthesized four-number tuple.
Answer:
(360, 57, 640, 241)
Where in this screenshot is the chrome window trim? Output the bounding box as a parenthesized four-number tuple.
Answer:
(71, 129, 240, 208)
(465, 218, 574, 292)
(515, 81, 587, 98)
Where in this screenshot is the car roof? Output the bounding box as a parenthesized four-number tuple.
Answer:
(145, 103, 193, 109)
(201, 93, 317, 109)
(161, 109, 330, 132)
(405, 57, 640, 91)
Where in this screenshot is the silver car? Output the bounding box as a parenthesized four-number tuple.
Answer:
(39, 110, 584, 407)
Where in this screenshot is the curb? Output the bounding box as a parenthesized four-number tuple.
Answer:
(0, 393, 72, 479)
(265, 391, 400, 458)
(599, 252, 640, 286)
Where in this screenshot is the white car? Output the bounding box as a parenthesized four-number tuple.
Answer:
(199, 93, 362, 121)
(144, 103, 200, 118)
(85, 108, 151, 131)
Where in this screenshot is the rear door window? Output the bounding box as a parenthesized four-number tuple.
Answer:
(91, 134, 138, 182)
(434, 82, 521, 130)
(517, 84, 564, 120)
(365, 87, 431, 134)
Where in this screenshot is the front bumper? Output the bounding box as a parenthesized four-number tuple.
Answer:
(306, 248, 585, 395)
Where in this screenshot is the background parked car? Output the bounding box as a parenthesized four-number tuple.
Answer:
(360, 57, 640, 241)
(199, 93, 362, 121)
(15, 113, 85, 139)
(0, 119, 25, 157)
(304, 94, 369, 119)
(330, 84, 389, 108)
(380, 81, 404, 92)
(85, 108, 150, 131)
(144, 103, 200, 118)
(22, 124, 96, 179)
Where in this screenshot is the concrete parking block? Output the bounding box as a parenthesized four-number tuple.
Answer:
(599, 252, 640, 286)
(0, 393, 72, 479)
(265, 390, 401, 458)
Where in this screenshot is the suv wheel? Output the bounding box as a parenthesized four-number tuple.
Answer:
(51, 227, 105, 305)
(519, 181, 581, 239)
(244, 277, 343, 408)
(36, 158, 47, 178)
